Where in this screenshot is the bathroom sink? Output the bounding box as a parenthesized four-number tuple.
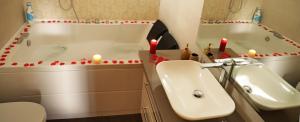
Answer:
(232, 64, 300, 110)
(156, 60, 235, 120)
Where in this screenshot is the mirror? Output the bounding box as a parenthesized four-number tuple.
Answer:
(196, 0, 300, 121)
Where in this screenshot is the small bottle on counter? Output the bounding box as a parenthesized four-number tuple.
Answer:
(204, 43, 214, 58)
(181, 44, 191, 60)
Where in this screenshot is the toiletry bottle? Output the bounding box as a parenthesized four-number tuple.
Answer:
(25, 2, 34, 24)
(204, 43, 214, 58)
(252, 7, 262, 24)
(181, 44, 191, 60)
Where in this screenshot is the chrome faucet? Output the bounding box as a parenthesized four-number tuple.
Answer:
(201, 58, 263, 87)
(17, 33, 29, 44)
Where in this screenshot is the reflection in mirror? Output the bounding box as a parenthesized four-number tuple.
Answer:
(197, 0, 300, 121)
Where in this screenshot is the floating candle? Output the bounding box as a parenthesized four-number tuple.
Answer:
(93, 54, 102, 64)
(150, 39, 158, 54)
(248, 49, 257, 58)
(219, 38, 228, 52)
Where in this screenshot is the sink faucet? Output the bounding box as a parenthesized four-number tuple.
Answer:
(201, 58, 263, 87)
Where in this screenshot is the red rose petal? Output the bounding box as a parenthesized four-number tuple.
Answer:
(50, 62, 56, 66)
(4, 51, 10, 54)
(60, 62, 65, 65)
(87, 60, 92, 64)
(38, 61, 43, 64)
(1, 55, 7, 58)
(0, 63, 5, 66)
(10, 45, 15, 48)
(81, 61, 86, 65)
(30, 63, 34, 66)
(24, 63, 29, 67)
(103, 60, 109, 64)
(24, 28, 29, 32)
(71, 61, 77, 64)
(12, 62, 18, 66)
(134, 60, 139, 63)
(0, 58, 5, 61)
(5, 48, 10, 50)
(112, 60, 117, 64)
(128, 60, 133, 64)
(119, 60, 124, 64)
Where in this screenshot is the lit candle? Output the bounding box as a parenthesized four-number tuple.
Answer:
(93, 54, 102, 64)
(150, 39, 158, 54)
(248, 49, 257, 58)
(219, 38, 228, 52)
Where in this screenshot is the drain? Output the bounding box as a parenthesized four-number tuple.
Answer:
(193, 90, 204, 98)
(243, 85, 252, 93)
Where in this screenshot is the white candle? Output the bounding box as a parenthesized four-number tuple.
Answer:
(248, 49, 256, 58)
(93, 54, 102, 64)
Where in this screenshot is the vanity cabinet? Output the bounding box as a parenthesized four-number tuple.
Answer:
(141, 75, 161, 122)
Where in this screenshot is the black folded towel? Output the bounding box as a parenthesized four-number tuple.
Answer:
(157, 32, 179, 50)
(146, 20, 168, 43)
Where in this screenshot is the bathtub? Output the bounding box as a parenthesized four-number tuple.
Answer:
(0, 20, 152, 119)
(197, 23, 300, 57)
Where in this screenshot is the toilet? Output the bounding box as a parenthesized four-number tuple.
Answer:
(0, 102, 46, 122)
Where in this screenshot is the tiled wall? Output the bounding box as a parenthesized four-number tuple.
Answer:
(202, 0, 262, 20)
(262, 0, 300, 43)
(159, 0, 204, 51)
(0, 0, 25, 48)
(23, 0, 160, 20)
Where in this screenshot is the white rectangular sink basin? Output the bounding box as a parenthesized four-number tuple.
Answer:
(156, 60, 235, 121)
(232, 64, 300, 110)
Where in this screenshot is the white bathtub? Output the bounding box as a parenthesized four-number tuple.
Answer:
(0, 21, 152, 119)
(2, 22, 150, 66)
(197, 23, 300, 57)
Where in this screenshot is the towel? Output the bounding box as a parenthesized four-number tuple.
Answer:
(146, 20, 168, 43)
(157, 32, 179, 50)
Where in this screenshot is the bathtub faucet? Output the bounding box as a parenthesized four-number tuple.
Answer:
(17, 33, 29, 44)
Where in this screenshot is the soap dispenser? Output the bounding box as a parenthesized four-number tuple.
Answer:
(181, 44, 191, 60)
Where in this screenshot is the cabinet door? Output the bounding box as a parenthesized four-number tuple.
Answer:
(141, 81, 157, 122)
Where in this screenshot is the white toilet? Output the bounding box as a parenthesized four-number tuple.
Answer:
(0, 102, 46, 122)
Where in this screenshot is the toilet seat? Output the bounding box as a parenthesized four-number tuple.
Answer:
(0, 102, 46, 122)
